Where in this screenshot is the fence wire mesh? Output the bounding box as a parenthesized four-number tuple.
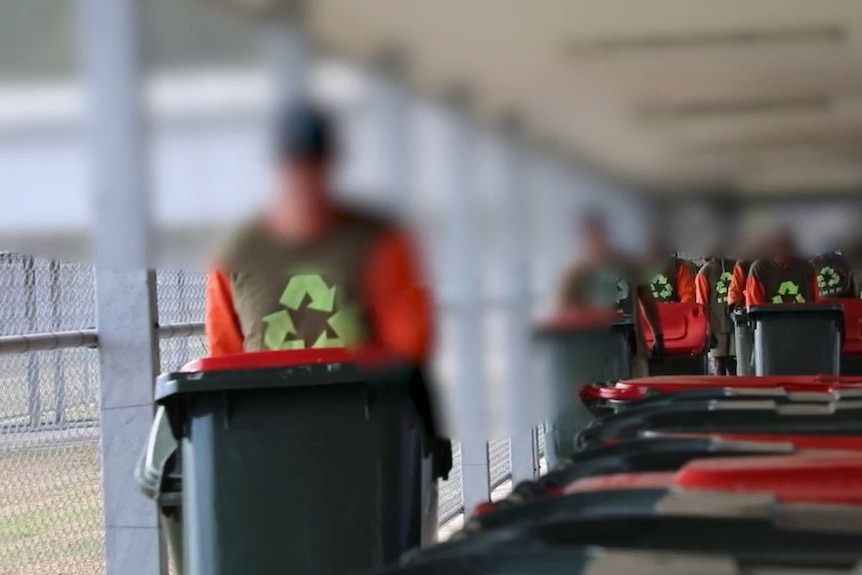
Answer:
(437, 442, 462, 524)
(156, 270, 207, 372)
(489, 438, 512, 489)
(0, 251, 103, 575)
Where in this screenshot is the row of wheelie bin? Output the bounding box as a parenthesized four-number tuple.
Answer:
(384, 377, 862, 574)
(377, 301, 862, 574)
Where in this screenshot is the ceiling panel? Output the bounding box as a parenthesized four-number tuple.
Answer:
(303, 0, 862, 194)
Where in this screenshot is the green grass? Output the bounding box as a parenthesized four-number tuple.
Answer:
(0, 443, 104, 575)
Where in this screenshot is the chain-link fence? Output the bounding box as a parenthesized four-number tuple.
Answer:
(156, 269, 207, 373)
(0, 253, 103, 575)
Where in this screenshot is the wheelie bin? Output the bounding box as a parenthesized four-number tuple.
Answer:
(578, 399, 862, 448)
(825, 298, 862, 375)
(748, 304, 843, 375)
(535, 311, 635, 468)
(643, 302, 709, 376)
(732, 308, 755, 375)
(140, 348, 451, 575)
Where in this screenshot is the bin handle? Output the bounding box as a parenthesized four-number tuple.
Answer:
(143, 407, 179, 484)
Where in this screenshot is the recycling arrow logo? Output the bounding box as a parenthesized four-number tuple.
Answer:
(650, 274, 673, 301)
(771, 280, 806, 304)
(262, 273, 363, 350)
(817, 266, 841, 293)
(715, 271, 733, 303)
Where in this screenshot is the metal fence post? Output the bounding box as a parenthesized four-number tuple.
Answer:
(77, 0, 163, 574)
(24, 254, 42, 428)
(50, 259, 66, 425)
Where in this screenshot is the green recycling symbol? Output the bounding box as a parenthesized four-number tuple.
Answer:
(715, 271, 733, 304)
(817, 266, 841, 291)
(650, 274, 673, 300)
(262, 273, 363, 350)
(771, 281, 806, 304)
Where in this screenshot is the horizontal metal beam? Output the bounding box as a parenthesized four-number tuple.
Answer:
(0, 330, 99, 355)
(157, 322, 204, 339)
(0, 322, 205, 356)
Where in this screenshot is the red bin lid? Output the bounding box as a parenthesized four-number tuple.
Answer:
(649, 432, 862, 452)
(564, 472, 676, 494)
(180, 347, 402, 373)
(675, 454, 862, 504)
(614, 375, 862, 394)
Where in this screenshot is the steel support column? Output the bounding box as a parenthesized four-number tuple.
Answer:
(367, 48, 411, 211)
(438, 92, 491, 513)
(77, 0, 162, 574)
(263, 2, 311, 112)
(494, 119, 538, 482)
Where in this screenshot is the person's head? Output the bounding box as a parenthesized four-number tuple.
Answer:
(646, 232, 673, 267)
(770, 229, 797, 264)
(274, 103, 335, 214)
(580, 213, 612, 259)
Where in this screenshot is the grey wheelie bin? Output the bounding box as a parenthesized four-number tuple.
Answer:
(535, 312, 635, 469)
(732, 308, 755, 376)
(139, 348, 451, 575)
(749, 304, 843, 376)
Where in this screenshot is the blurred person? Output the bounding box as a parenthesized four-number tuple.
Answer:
(727, 259, 753, 311)
(684, 257, 703, 278)
(205, 103, 432, 361)
(810, 247, 856, 300)
(850, 239, 862, 299)
(645, 236, 696, 304)
(727, 235, 765, 310)
(696, 254, 737, 376)
(557, 214, 665, 377)
(746, 230, 819, 306)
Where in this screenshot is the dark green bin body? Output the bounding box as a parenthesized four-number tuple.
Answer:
(535, 316, 635, 469)
(749, 304, 843, 376)
(732, 309, 755, 376)
(149, 357, 443, 575)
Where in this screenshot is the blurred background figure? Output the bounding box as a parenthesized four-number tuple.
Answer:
(557, 213, 664, 377)
(205, 103, 433, 362)
(810, 239, 856, 300)
(645, 233, 696, 304)
(746, 229, 818, 306)
(696, 249, 737, 376)
(849, 235, 862, 300)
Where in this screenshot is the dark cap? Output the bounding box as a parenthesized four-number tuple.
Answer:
(276, 103, 334, 162)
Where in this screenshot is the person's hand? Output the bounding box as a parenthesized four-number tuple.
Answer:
(650, 334, 665, 359)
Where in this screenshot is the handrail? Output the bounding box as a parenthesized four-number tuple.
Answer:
(0, 322, 206, 356)
(0, 330, 98, 355)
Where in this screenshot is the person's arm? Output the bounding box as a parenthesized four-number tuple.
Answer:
(363, 229, 433, 363)
(745, 271, 767, 306)
(727, 264, 745, 307)
(695, 271, 709, 307)
(636, 284, 663, 340)
(676, 261, 696, 303)
(205, 267, 245, 356)
(810, 272, 820, 302)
